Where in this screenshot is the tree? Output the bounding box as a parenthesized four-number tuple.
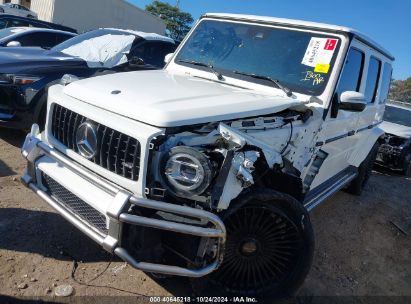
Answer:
(389, 77, 411, 103)
(146, 1, 193, 41)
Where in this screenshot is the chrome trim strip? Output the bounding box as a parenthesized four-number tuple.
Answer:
(120, 213, 225, 238)
(114, 248, 218, 277)
(128, 196, 226, 239)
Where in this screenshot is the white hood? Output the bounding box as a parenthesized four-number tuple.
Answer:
(63, 70, 303, 127)
(380, 121, 411, 138)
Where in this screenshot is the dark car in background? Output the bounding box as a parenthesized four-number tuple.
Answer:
(0, 27, 75, 48)
(0, 28, 176, 130)
(0, 14, 77, 33)
(376, 103, 411, 176)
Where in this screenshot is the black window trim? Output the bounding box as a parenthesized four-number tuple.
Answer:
(367, 55, 382, 104)
(333, 46, 365, 95)
(326, 45, 365, 119)
(379, 62, 393, 104)
(350, 47, 365, 92)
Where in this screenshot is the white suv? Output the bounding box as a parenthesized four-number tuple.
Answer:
(22, 13, 394, 297)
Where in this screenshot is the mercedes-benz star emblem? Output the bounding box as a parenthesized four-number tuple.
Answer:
(76, 122, 98, 159)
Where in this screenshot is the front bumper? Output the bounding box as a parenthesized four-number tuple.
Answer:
(21, 128, 226, 278)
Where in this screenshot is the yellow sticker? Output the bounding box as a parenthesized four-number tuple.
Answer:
(314, 63, 330, 74)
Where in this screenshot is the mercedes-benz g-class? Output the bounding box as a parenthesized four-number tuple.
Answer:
(21, 13, 394, 297)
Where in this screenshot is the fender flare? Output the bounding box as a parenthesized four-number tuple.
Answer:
(348, 126, 384, 167)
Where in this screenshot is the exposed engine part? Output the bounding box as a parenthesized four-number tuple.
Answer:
(216, 151, 260, 210)
(219, 123, 283, 167)
(147, 108, 323, 211)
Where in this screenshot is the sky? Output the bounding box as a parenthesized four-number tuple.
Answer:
(129, 0, 411, 80)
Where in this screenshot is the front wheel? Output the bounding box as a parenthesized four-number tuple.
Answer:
(191, 189, 314, 298)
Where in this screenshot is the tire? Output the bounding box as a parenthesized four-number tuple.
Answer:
(346, 141, 379, 195)
(191, 189, 314, 299)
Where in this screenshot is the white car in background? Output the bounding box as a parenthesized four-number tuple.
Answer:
(0, 3, 37, 19)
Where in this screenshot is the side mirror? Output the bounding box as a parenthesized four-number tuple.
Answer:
(129, 56, 145, 67)
(164, 53, 174, 64)
(339, 91, 367, 112)
(7, 41, 22, 47)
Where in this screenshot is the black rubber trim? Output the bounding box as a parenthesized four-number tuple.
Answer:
(325, 133, 348, 144)
(318, 122, 382, 145)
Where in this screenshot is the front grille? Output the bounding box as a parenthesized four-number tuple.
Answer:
(42, 173, 108, 235)
(51, 104, 141, 181)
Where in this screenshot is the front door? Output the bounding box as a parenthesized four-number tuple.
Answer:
(310, 46, 365, 189)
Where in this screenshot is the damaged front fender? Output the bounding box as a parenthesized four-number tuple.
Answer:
(219, 123, 283, 168)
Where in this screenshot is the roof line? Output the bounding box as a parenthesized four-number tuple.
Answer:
(202, 13, 394, 61)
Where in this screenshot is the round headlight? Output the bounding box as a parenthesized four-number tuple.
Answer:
(163, 146, 213, 198)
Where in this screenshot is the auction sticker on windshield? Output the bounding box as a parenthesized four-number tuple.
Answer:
(302, 37, 338, 69)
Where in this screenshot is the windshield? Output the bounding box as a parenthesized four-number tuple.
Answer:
(0, 28, 24, 40)
(176, 20, 342, 96)
(384, 105, 411, 128)
(50, 29, 137, 68)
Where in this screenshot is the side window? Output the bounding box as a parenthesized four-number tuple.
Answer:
(19, 5, 29, 11)
(336, 48, 364, 98)
(130, 41, 176, 68)
(8, 19, 30, 27)
(55, 33, 74, 45)
(379, 63, 392, 104)
(364, 57, 381, 103)
(16, 32, 57, 48)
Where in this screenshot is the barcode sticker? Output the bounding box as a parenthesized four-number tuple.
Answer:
(302, 37, 338, 67)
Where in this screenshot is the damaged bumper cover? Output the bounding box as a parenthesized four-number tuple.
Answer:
(21, 129, 226, 278)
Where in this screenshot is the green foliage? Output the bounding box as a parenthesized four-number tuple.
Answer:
(389, 77, 411, 103)
(146, 1, 193, 41)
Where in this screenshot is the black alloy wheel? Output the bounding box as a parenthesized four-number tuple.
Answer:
(191, 189, 314, 298)
(211, 204, 303, 294)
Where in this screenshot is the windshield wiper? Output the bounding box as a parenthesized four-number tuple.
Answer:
(177, 59, 224, 81)
(233, 71, 293, 97)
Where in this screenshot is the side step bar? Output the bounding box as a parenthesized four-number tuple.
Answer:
(303, 169, 358, 211)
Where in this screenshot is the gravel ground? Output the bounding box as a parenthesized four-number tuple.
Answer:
(0, 128, 410, 302)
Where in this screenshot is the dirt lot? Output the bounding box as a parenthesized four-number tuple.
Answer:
(0, 128, 410, 302)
